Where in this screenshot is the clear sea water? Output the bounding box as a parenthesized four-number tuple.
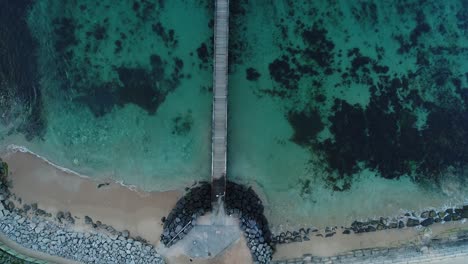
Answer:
(1, 0, 214, 190)
(1, 0, 467, 230)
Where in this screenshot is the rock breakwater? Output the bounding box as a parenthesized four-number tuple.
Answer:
(160, 181, 275, 264)
(0, 159, 165, 264)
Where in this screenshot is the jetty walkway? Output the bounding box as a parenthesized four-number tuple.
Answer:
(211, 0, 229, 202)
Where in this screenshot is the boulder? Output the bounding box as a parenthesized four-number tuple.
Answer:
(406, 218, 420, 227)
(0, 160, 8, 180)
(84, 216, 93, 225)
(452, 213, 461, 221)
(7, 201, 15, 211)
(462, 205, 468, 218)
(420, 211, 430, 218)
(36, 209, 46, 216)
(421, 218, 434, 227)
(66, 215, 75, 224)
(122, 230, 130, 239)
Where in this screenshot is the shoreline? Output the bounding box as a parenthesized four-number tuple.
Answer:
(0, 149, 467, 263)
(1, 150, 183, 245)
(272, 222, 468, 260)
(272, 229, 468, 263)
(4, 144, 152, 194)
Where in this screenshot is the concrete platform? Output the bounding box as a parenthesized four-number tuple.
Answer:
(185, 225, 241, 258)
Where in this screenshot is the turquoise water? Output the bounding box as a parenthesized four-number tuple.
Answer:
(0, 0, 213, 190)
(1, 0, 467, 230)
(227, 0, 468, 227)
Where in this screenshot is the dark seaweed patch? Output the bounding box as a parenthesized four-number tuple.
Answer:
(456, 4, 468, 31)
(196, 43, 209, 63)
(229, 0, 468, 191)
(268, 57, 300, 91)
(287, 109, 324, 146)
(228, 0, 250, 69)
(151, 22, 177, 48)
(116, 67, 163, 114)
(114, 40, 123, 53)
(298, 178, 314, 198)
(75, 83, 118, 117)
(52, 17, 78, 57)
(351, 1, 378, 24)
(301, 23, 335, 68)
(395, 10, 431, 54)
(132, 0, 160, 21)
(77, 54, 183, 116)
(320, 100, 368, 177)
(171, 110, 193, 136)
(87, 23, 107, 40)
(265, 21, 334, 98)
(316, 74, 468, 184)
(410, 22, 430, 45)
(246, 67, 261, 81)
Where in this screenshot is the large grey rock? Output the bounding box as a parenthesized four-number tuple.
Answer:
(84, 216, 93, 225)
(462, 205, 468, 218)
(406, 218, 420, 227)
(421, 218, 434, 227)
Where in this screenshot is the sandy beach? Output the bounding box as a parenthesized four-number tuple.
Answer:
(2, 150, 182, 245)
(0, 149, 467, 264)
(0, 149, 255, 263)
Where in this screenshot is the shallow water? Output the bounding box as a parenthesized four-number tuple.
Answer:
(227, 0, 468, 228)
(1, 0, 214, 191)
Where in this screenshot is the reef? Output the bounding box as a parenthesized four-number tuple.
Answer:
(228, 1, 468, 190)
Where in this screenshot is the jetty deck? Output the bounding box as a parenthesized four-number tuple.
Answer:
(211, 0, 229, 201)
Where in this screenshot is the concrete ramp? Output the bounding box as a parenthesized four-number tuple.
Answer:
(184, 225, 241, 258)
